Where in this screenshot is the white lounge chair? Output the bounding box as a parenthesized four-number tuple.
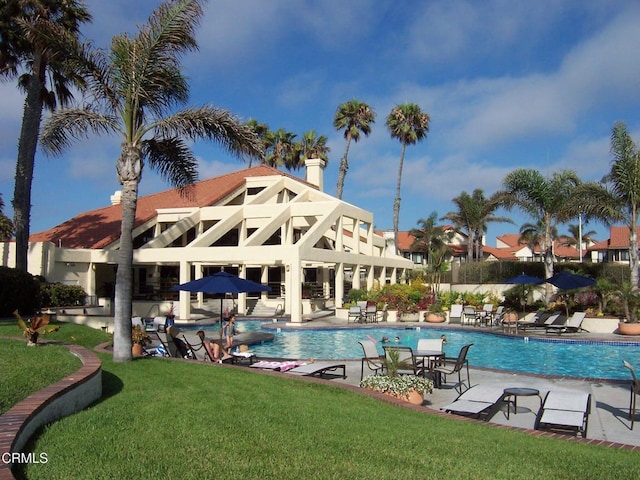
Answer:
(448, 304, 463, 324)
(535, 390, 591, 438)
(545, 312, 587, 334)
(441, 385, 506, 420)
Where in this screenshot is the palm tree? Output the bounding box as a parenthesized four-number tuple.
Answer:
(498, 169, 581, 302)
(39, 0, 263, 362)
(442, 189, 511, 262)
(0, 194, 15, 241)
(1, 0, 91, 272)
(561, 223, 597, 259)
(410, 212, 452, 291)
(519, 220, 558, 262)
(243, 118, 269, 167)
(299, 130, 329, 163)
(333, 99, 375, 199)
(571, 122, 640, 289)
(264, 128, 297, 169)
(386, 103, 430, 254)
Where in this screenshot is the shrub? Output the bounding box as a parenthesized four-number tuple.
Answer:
(40, 283, 87, 307)
(0, 266, 40, 317)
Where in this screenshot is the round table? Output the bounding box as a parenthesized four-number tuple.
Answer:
(503, 387, 542, 419)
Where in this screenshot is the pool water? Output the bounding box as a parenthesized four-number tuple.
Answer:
(196, 321, 640, 381)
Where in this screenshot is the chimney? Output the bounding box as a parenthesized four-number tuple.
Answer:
(110, 190, 122, 205)
(305, 158, 326, 191)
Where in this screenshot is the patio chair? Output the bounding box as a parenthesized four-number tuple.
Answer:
(480, 304, 494, 326)
(156, 331, 179, 358)
(348, 306, 364, 323)
(534, 390, 591, 438)
(365, 303, 378, 323)
(359, 340, 385, 380)
(492, 306, 505, 327)
(623, 360, 640, 430)
(545, 312, 587, 334)
(462, 306, 481, 326)
(432, 343, 473, 392)
(383, 345, 425, 377)
(448, 304, 463, 324)
(441, 384, 506, 421)
(375, 303, 388, 322)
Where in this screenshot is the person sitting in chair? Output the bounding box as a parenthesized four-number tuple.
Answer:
(196, 330, 232, 363)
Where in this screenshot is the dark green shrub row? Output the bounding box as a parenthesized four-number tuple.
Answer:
(0, 267, 88, 317)
(0, 266, 40, 317)
(457, 261, 629, 285)
(40, 283, 87, 307)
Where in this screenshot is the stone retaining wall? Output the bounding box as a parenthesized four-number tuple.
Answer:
(0, 343, 102, 480)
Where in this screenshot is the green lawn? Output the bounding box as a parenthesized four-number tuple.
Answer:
(2, 320, 640, 479)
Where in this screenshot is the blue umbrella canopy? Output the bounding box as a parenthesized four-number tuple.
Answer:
(544, 271, 595, 290)
(171, 271, 271, 294)
(171, 272, 271, 338)
(504, 273, 543, 285)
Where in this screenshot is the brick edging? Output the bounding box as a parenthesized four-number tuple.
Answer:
(0, 340, 102, 480)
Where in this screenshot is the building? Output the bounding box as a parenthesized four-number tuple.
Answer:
(483, 234, 580, 262)
(0, 160, 413, 322)
(587, 226, 639, 263)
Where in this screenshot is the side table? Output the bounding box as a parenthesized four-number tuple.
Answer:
(503, 387, 542, 419)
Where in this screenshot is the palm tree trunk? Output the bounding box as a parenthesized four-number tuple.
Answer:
(12, 55, 45, 272)
(393, 143, 406, 255)
(112, 146, 142, 362)
(543, 221, 554, 303)
(630, 213, 639, 291)
(336, 134, 351, 199)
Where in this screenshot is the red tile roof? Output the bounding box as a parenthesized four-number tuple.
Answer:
(29, 165, 295, 249)
(588, 226, 640, 250)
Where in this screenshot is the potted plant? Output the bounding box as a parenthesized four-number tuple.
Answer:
(132, 324, 151, 356)
(360, 348, 433, 404)
(165, 302, 176, 328)
(14, 310, 60, 346)
(614, 282, 640, 335)
(425, 298, 447, 323)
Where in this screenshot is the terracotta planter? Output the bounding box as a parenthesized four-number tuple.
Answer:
(425, 313, 446, 323)
(132, 343, 144, 356)
(617, 322, 640, 335)
(406, 390, 424, 405)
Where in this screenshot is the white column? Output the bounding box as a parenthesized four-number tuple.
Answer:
(238, 264, 247, 314)
(335, 263, 344, 308)
(289, 255, 303, 322)
(179, 260, 191, 319)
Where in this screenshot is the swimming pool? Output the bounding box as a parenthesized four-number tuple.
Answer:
(195, 321, 640, 380)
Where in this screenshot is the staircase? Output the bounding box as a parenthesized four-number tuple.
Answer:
(246, 298, 280, 317)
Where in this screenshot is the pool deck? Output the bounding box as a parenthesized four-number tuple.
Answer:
(226, 313, 640, 449)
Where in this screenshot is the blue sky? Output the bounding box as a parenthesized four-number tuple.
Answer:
(1, 0, 640, 246)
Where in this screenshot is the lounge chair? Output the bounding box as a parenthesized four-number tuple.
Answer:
(480, 304, 494, 326)
(491, 306, 505, 327)
(432, 344, 472, 392)
(448, 304, 463, 324)
(623, 360, 640, 430)
(286, 361, 347, 379)
(519, 311, 562, 331)
(359, 340, 385, 380)
(545, 312, 587, 334)
(441, 385, 506, 421)
(250, 360, 306, 371)
(534, 390, 591, 438)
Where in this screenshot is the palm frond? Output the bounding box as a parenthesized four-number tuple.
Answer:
(40, 108, 120, 156)
(144, 137, 198, 190)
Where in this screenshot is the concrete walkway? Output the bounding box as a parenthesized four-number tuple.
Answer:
(249, 313, 640, 448)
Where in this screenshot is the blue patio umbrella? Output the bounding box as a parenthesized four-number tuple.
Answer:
(544, 271, 595, 317)
(504, 273, 543, 286)
(544, 271, 595, 290)
(171, 271, 271, 337)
